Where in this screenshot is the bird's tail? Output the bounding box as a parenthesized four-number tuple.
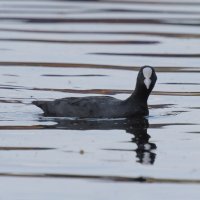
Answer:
(32, 101, 48, 111)
(32, 100, 55, 116)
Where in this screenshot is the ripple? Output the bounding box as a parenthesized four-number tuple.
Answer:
(0, 147, 54, 151)
(92, 52, 200, 58)
(0, 62, 199, 73)
(1, 17, 200, 26)
(1, 28, 200, 39)
(0, 38, 159, 45)
(0, 172, 200, 184)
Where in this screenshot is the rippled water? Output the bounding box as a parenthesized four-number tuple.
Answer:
(0, 0, 200, 199)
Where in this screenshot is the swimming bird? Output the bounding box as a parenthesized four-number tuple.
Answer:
(33, 66, 157, 118)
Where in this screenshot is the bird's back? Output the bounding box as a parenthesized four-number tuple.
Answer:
(33, 96, 122, 118)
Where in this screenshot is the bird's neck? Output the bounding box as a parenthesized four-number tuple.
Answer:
(125, 88, 149, 105)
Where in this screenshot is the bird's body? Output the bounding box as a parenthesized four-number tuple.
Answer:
(33, 95, 148, 118)
(33, 66, 157, 118)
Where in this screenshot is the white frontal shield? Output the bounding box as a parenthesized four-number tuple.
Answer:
(143, 67, 152, 89)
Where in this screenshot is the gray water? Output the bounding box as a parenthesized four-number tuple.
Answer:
(0, 0, 200, 199)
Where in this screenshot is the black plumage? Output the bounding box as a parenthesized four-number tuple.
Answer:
(33, 66, 157, 118)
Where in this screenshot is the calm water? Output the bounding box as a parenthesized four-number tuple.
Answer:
(0, 0, 200, 199)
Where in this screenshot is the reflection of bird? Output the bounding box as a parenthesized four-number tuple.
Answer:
(132, 127, 156, 165)
(43, 117, 156, 165)
(33, 66, 157, 118)
(47, 117, 148, 130)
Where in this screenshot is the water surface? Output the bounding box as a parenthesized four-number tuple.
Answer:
(0, 0, 200, 199)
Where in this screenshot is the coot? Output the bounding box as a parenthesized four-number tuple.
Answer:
(33, 66, 157, 118)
